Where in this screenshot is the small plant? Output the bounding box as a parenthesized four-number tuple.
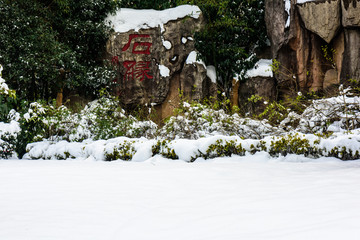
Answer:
(271, 59, 298, 92)
(258, 101, 288, 126)
(321, 45, 336, 68)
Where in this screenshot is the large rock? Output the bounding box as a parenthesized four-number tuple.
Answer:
(238, 77, 277, 115)
(265, 0, 302, 96)
(265, 0, 287, 57)
(105, 6, 215, 109)
(297, 0, 341, 43)
(323, 69, 339, 88)
(342, 0, 360, 27)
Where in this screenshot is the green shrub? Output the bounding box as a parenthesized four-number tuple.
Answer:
(152, 140, 178, 159)
(0, 133, 16, 159)
(205, 139, 245, 158)
(268, 133, 319, 157)
(105, 140, 136, 161)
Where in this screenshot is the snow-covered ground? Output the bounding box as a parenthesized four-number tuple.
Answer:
(1, 155, 360, 240)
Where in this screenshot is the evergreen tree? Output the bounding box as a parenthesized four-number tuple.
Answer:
(0, 0, 120, 101)
(179, 0, 267, 97)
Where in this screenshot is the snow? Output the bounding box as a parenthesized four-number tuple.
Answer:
(0, 120, 20, 136)
(158, 64, 170, 77)
(106, 5, 201, 33)
(162, 40, 172, 49)
(284, 0, 291, 28)
(297, 0, 315, 3)
(186, 51, 205, 67)
(206, 65, 217, 83)
(245, 59, 273, 78)
(0, 65, 10, 95)
(1, 157, 360, 240)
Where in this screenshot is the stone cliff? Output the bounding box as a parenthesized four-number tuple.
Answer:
(265, 0, 360, 97)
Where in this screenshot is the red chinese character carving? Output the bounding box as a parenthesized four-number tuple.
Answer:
(123, 61, 153, 81)
(122, 34, 152, 55)
(111, 56, 119, 65)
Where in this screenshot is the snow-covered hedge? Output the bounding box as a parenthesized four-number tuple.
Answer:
(24, 130, 360, 161)
(159, 102, 283, 139)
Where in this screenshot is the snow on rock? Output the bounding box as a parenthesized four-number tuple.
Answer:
(284, 0, 291, 28)
(297, 0, 316, 3)
(245, 59, 273, 78)
(206, 65, 217, 83)
(185, 51, 205, 67)
(163, 40, 172, 49)
(158, 65, 170, 77)
(106, 5, 201, 33)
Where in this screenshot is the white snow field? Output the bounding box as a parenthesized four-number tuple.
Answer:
(1, 155, 360, 240)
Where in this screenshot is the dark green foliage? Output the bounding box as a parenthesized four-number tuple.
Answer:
(0, 95, 17, 122)
(179, 0, 267, 96)
(0, 0, 119, 101)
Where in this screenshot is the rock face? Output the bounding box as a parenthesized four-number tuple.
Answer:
(298, 0, 341, 43)
(106, 6, 216, 117)
(341, 29, 360, 81)
(265, 0, 360, 98)
(342, 0, 360, 27)
(238, 77, 277, 115)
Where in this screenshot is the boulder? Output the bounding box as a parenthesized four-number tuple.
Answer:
(323, 69, 339, 88)
(342, 0, 360, 27)
(105, 5, 215, 110)
(238, 76, 277, 115)
(297, 0, 341, 43)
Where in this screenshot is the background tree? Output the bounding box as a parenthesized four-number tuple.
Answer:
(0, 0, 120, 102)
(178, 0, 267, 97)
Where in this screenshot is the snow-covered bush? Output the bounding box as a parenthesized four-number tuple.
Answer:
(0, 65, 17, 121)
(279, 88, 360, 133)
(0, 110, 20, 159)
(68, 96, 157, 141)
(159, 102, 283, 139)
(0, 65, 14, 97)
(7, 95, 157, 157)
